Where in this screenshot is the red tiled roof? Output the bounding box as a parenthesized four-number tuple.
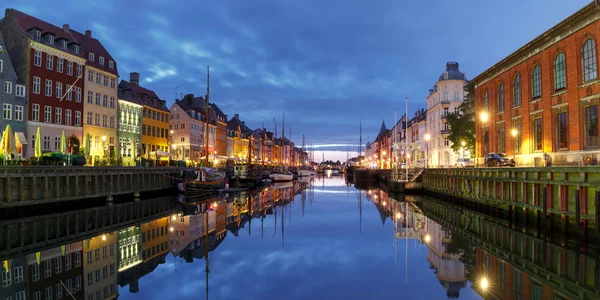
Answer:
(119, 80, 169, 112)
(69, 29, 118, 76)
(10, 9, 80, 55)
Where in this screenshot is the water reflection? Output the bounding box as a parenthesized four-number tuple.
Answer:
(1, 178, 598, 299)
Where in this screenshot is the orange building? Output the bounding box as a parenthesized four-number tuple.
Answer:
(140, 217, 169, 262)
(473, 2, 600, 166)
(211, 103, 228, 159)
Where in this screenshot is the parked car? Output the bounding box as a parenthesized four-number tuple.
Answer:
(455, 158, 474, 168)
(484, 153, 515, 167)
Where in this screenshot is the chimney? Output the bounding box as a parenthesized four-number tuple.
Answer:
(62, 24, 70, 33)
(234, 114, 239, 119)
(130, 72, 139, 86)
(85, 30, 92, 38)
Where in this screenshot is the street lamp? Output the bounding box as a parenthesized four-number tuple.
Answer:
(511, 128, 518, 161)
(424, 133, 430, 168)
(480, 112, 489, 167)
(461, 140, 466, 159)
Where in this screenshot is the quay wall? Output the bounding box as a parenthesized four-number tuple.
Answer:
(0, 166, 184, 207)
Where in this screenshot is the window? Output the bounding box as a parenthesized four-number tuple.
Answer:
(56, 82, 62, 98)
(57, 58, 64, 73)
(45, 286, 52, 300)
(55, 257, 62, 274)
(103, 95, 108, 107)
(497, 82, 504, 111)
(73, 44, 80, 55)
(75, 275, 81, 291)
(45, 79, 52, 96)
(15, 84, 25, 97)
(15, 105, 23, 121)
(583, 39, 597, 82)
(33, 291, 41, 300)
(65, 109, 72, 125)
(14, 266, 23, 283)
(95, 269, 100, 282)
(56, 283, 62, 299)
(34, 50, 42, 66)
(103, 75, 108, 86)
(95, 113, 100, 126)
(443, 91, 448, 101)
(4, 81, 12, 94)
(75, 111, 81, 126)
(76, 64, 82, 77)
(16, 291, 25, 300)
(66, 84, 72, 101)
(498, 126, 505, 153)
(65, 254, 72, 270)
(532, 282, 542, 300)
(109, 264, 114, 275)
(87, 91, 93, 104)
(43, 136, 50, 150)
(109, 60, 115, 69)
(87, 112, 93, 125)
(96, 93, 100, 105)
(44, 260, 52, 278)
(33, 76, 41, 94)
(532, 65, 541, 98)
(46, 54, 54, 70)
(95, 73, 100, 84)
(0, 59, 2, 72)
(87, 272, 92, 285)
(75, 252, 81, 267)
(75, 87, 81, 102)
(3, 104, 12, 120)
(33, 104, 40, 121)
(110, 244, 114, 256)
(110, 96, 115, 108)
(65, 279, 72, 293)
(554, 53, 566, 90)
(110, 116, 115, 128)
(444, 137, 449, 146)
(89, 52, 95, 61)
(55, 108, 62, 124)
(67, 60, 73, 75)
(454, 91, 459, 101)
(99, 56, 104, 65)
(2, 268, 11, 287)
(111, 78, 116, 88)
(102, 115, 107, 127)
(585, 105, 599, 147)
(32, 263, 40, 281)
(88, 70, 93, 82)
(47, 35, 54, 45)
(483, 90, 488, 111)
(533, 118, 543, 151)
(556, 112, 568, 150)
(103, 266, 107, 279)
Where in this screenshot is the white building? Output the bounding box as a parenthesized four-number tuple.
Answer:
(425, 62, 468, 167)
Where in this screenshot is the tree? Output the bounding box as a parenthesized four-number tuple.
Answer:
(446, 232, 476, 282)
(447, 81, 475, 157)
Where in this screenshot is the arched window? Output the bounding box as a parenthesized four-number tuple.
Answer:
(554, 53, 566, 90)
(497, 83, 504, 111)
(532, 65, 541, 98)
(513, 74, 521, 107)
(583, 39, 597, 82)
(483, 90, 488, 111)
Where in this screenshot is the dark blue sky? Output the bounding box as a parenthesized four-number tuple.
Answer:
(2, 0, 591, 152)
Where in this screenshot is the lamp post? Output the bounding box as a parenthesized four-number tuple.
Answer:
(511, 128, 518, 161)
(424, 134, 430, 169)
(461, 140, 466, 159)
(169, 130, 174, 166)
(480, 112, 489, 167)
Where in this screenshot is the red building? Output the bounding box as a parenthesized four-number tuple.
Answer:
(473, 3, 600, 166)
(1, 9, 87, 155)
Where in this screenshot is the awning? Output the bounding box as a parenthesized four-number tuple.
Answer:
(14, 132, 27, 145)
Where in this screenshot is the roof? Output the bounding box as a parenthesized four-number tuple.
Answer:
(438, 62, 466, 82)
(119, 80, 169, 112)
(68, 29, 118, 76)
(210, 103, 227, 119)
(228, 115, 253, 137)
(472, 2, 596, 85)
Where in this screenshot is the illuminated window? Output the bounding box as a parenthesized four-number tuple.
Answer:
(585, 105, 599, 148)
(556, 112, 568, 150)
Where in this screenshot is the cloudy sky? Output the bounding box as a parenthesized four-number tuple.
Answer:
(2, 0, 591, 159)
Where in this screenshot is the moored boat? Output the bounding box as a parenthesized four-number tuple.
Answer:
(298, 169, 317, 177)
(270, 173, 294, 182)
(178, 167, 225, 192)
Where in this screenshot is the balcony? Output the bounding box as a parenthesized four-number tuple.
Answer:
(441, 100, 450, 105)
(441, 114, 448, 120)
(440, 129, 450, 135)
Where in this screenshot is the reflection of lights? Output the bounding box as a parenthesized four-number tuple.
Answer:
(171, 215, 176, 221)
(382, 201, 386, 206)
(480, 277, 489, 290)
(424, 234, 431, 243)
(102, 235, 106, 241)
(368, 190, 371, 195)
(396, 212, 402, 219)
(169, 227, 174, 232)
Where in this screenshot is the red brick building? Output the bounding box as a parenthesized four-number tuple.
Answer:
(0, 9, 87, 155)
(473, 2, 600, 166)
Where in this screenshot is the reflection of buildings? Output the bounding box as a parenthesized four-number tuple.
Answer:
(169, 210, 216, 257)
(117, 251, 168, 294)
(141, 217, 170, 262)
(83, 232, 118, 300)
(26, 242, 84, 300)
(117, 226, 142, 272)
(1, 256, 28, 300)
(421, 219, 467, 299)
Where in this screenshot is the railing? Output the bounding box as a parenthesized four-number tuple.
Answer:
(440, 129, 450, 135)
(441, 100, 450, 105)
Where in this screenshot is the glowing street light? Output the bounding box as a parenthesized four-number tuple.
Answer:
(480, 277, 489, 290)
(480, 111, 489, 123)
(424, 234, 431, 243)
(511, 128, 519, 161)
(424, 133, 431, 168)
(461, 140, 466, 158)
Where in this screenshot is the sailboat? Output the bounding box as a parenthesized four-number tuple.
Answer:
(298, 135, 317, 177)
(270, 113, 293, 182)
(179, 66, 225, 192)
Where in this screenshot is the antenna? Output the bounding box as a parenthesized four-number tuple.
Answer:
(174, 86, 179, 100)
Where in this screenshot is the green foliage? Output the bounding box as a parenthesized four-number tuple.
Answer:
(445, 232, 476, 282)
(447, 81, 475, 157)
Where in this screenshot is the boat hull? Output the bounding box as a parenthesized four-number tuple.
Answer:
(298, 170, 316, 177)
(180, 179, 225, 192)
(270, 174, 294, 182)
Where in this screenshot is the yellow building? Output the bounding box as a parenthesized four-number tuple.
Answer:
(118, 73, 169, 158)
(83, 232, 118, 300)
(141, 217, 169, 262)
(77, 30, 119, 163)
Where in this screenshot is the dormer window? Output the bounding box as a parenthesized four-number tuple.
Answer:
(88, 52, 95, 62)
(108, 61, 114, 69)
(33, 30, 41, 41)
(59, 40, 67, 49)
(99, 57, 104, 66)
(143, 95, 147, 103)
(46, 34, 54, 45)
(73, 45, 80, 55)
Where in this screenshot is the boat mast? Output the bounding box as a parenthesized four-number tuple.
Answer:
(359, 119, 362, 158)
(204, 65, 210, 167)
(282, 113, 285, 169)
(262, 122, 265, 173)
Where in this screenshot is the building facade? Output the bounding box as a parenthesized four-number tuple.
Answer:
(116, 98, 142, 165)
(83, 232, 118, 300)
(0, 31, 27, 158)
(211, 103, 228, 159)
(1, 9, 86, 156)
(169, 95, 217, 164)
(141, 217, 169, 262)
(118, 73, 169, 159)
(77, 28, 118, 163)
(426, 62, 468, 167)
(473, 2, 600, 166)
(117, 226, 142, 272)
(1, 256, 28, 300)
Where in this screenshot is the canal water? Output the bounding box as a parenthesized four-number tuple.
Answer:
(1, 176, 597, 299)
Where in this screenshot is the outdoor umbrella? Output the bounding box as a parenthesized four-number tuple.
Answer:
(1, 125, 16, 164)
(60, 130, 66, 154)
(83, 133, 91, 160)
(34, 127, 42, 158)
